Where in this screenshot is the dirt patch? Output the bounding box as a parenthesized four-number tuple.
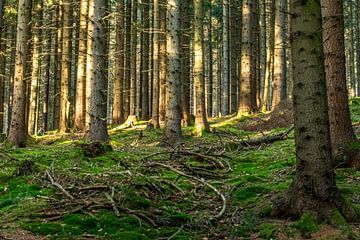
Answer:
(241, 101, 294, 132)
(0, 228, 46, 240)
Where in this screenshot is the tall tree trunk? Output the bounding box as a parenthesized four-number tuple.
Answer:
(321, 0, 358, 168)
(271, 0, 287, 109)
(151, 0, 160, 128)
(74, 0, 88, 131)
(59, 0, 72, 133)
(347, 0, 356, 97)
(28, 3, 42, 135)
(8, 0, 32, 147)
(0, 0, 5, 133)
(207, 0, 213, 117)
(159, 2, 167, 122)
(84, 0, 109, 143)
(273, 0, 351, 220)
(193, 0, 210, 136)
(180, 0, 191, 126)
(141, 0, 150, 120)
(165, 0, 182, 141)
(128, 0, 137, 120)
(221, 0, 229, 116)
(230, 0, 240, 114)
(238, 0, 253, 115)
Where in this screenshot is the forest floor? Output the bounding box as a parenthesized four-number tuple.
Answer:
(0, 101, 359, 240)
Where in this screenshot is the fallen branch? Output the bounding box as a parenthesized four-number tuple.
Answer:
(149, 162, 227, 220)
(105, 193, 120, 217)
(227, 126, 294, 149)
(45, 170, 75, 200)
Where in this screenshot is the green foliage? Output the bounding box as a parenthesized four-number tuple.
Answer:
(233, 185, 271, 202)
(259, 223, 277, 239)
(291, 213, 320, 238)
(232, 211, 259, 237)
(329, 209, 355, 239)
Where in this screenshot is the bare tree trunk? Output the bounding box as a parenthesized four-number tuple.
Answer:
(141, 0, 150, 120)
(238, 0, 253, 115)
(271, 0, 287, 109)
(180, 0, 191, 126)
(193, 0, 210, 136)
(159, 1, 167, 122)
(8, 0, 32, 147)
(74, 0, 88, 131)
(221, 0, 229, 116)
(0, 0, 5, 133)
(84, 0, 109, 143)
(165, 0, 182, 141)
(151, 0, 160, 128)
(230, 0, 240, 114)
(207, 0, 213, 117)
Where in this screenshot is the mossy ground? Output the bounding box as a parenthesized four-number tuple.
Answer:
(0, 102, 359, 239)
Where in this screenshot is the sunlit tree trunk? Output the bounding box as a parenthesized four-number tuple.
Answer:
(59, 0, 71, 133)
(206, 0, 213, 117)
(193, 0, 210, 136)
(0, 0, 5, 132)
(238, 0, 253, 115)
(271, 0, 287, 109)
(141, 0, 150, 120)
(151, 0, 160, 128)
(165, 0, 182, 141)
(84, 0, 109, 143)
(74, 0, 88, 131)
(128, 0, 137, 120)
(8, 0, 32, 147)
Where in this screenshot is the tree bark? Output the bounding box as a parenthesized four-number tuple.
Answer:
(74, 0, 88, 130)
(151, 0, 160, 128)
(159, 1, 167, 122)
(129, 0, 138, 119)
(321, 0, 358, 168)
(8, 0, 32, 147)
(193, 0, 210, 136)
(0, 0, 5, 133)
(273, 0, 351, 220)
(141, 0, 150, 120)
(221, 0, 229, 116)
(84, 0, 109, 143)
(165, 0, 182, 141)
(271, 0, 287, 109)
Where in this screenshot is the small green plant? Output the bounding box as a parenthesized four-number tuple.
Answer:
(259, 223, 277, 239)
(291, 213, 320, 238)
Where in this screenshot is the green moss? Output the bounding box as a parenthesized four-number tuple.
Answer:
(259, 223, 277, 239)
(233, 185, 271, 202)
(329, 209, 355, 239)
(291, 213, 320, 238)
(232, 211, 259, 237)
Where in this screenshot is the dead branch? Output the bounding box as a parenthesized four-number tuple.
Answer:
(149, 162, 227, 220)
(45, 170, 75, 200)
(105, 193, 120, 217)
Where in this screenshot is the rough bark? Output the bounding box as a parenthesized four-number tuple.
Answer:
(207, 0, 213, 117)
(84, 0, 109, 143)
(221, 0, 229, 116)
(273, 0, 351, 220)
(238, 0, 253, 115)
(193, 0, 210, 136)
(180, 0, 191, 127)
(141, 0, 150, 120)
(271, 0, 287, 109)
(321, 0, 358, 168)
(8, 0, 32, 147)
(151, 0, 160, 128)
(159, 2, 167, 122)
(165, 0, 182, 141)
(124, 0, 131, 119)
(0, 0, 5, 133)
(74, 0, 88, 131)
(129, 0, 137, 118)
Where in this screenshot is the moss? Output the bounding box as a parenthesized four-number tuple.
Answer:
(259, 223, 277, 239)
(329, 209, 355, 239)
(232, 211, 259, 237)
(291, 213, 320, 238)
(233, 185, 271, 202)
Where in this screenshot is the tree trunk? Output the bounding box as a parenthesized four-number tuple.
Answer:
(238, 0, 253, 115)
(141, 0, 150, 120)
(165, 0, 182, 141)
(0, 0, 5, 133)
(271, 0, 287, 109)
(273, 0, 351, 220)
(84, 0, 109, 143)
(193, 0, 210, 136)
(207, 0, 213, 117)
(8, 0, 32, 147)
(321, 0, 358, 168)
(221, 0, 229, 116)
(159, 2, 167, 122)
(74, 0, 88, 131)
(151, 0, 160, 128)
(180, 0, 191, 127)
(129, 0, 138, 119)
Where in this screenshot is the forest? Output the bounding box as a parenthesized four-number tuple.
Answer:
(0, 0, 360, 239)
